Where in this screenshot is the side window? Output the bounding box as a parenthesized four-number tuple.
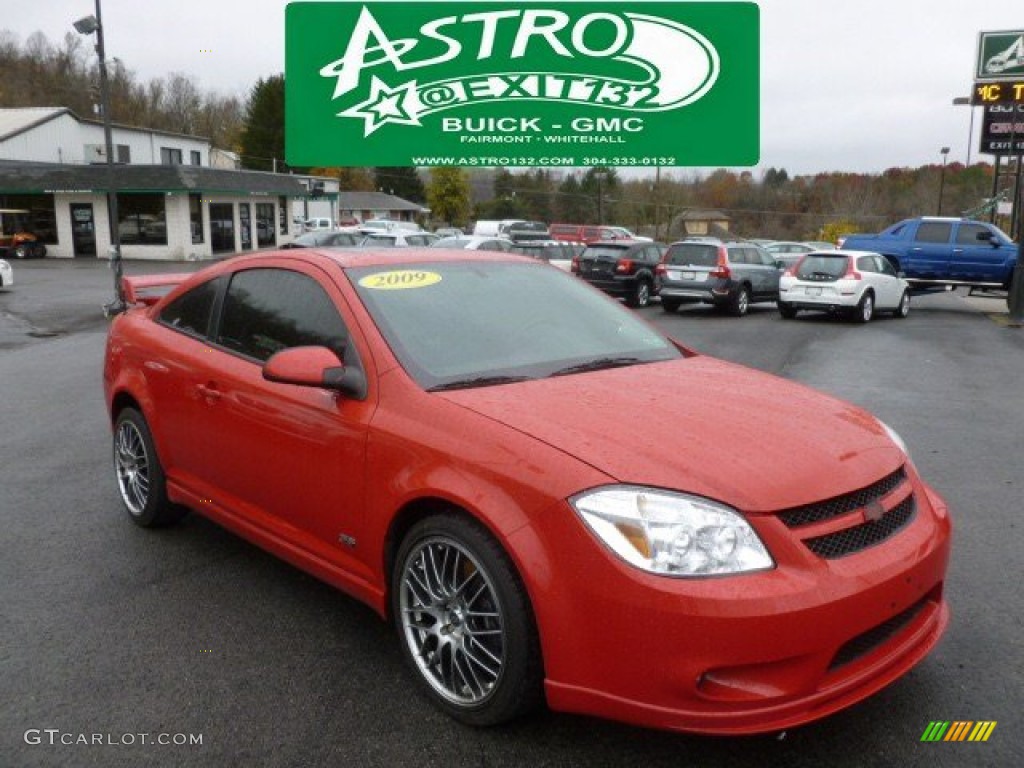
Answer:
(857, 255, 877, 273)
(956, 223, 988, 244)
(216, 268, 351, 363)
(758, 248, 775, 266)
(642, 245, 659, 262)
(159, 276, 223, 338)
(877, 256, 897, 276)
(914, 222, 953, 243)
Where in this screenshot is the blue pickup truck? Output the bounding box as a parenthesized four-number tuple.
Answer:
(841, 217, 1018, 290)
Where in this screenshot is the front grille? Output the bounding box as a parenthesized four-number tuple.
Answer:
(778, 468, 907, 528)
(804, 495, 916, 559)
(829, 597, 928, 670)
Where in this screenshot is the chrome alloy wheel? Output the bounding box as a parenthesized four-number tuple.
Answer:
(114, 420, 150, 516)
(399, 537, 506, 706)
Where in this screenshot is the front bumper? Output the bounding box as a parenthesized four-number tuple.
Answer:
(512, 475, 952, 734)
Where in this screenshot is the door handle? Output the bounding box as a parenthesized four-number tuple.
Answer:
(196, 382, 223, 402)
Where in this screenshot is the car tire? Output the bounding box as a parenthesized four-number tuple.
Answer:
(628, 280, 652, 308)
(893, 290, 910, 319)
(728, 285, 751, 317)
(391, 513, 543, 726)
(855, 291, 874, 323)
(661, 298, 681, 314)
(32, 243, 47, 258)
(113, 407, 187, 527)
(778, 302, 798, 319)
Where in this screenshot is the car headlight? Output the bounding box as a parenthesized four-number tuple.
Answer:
(878, 419, 909, 457)
(570, 486, 774, 577)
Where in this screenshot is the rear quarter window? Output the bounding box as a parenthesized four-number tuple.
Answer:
(158, 277, 223, 339)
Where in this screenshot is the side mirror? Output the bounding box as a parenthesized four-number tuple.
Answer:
(975, 230, 993, 241)
(263, 346, 367, 399)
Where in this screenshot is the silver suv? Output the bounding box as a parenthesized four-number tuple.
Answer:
(656, 238, 780, 316)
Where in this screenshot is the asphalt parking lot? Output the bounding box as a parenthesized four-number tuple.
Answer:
(1, 258, 1022, 767)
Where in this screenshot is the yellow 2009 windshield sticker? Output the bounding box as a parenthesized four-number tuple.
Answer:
(358, 270, 442, 291)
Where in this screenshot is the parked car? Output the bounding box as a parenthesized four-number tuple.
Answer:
(303, 217, 334, 232)
(605, 226, 653, 242)
(550, 223, 623, 244)
(431, 236, 514, 253)
(510, 240, 576, 271)
(573, 239, 665, 307)
(105, 249, 951, 734)
(778, 250, 911, 322)
(657, 238, 780, 316)
(281, 231, 362, 249)
(840, 217, 1017, 294)
(359, 220, 423, 236)
(361, 232, 439, 248)
(0, 257, 12, 288)
(434, 227, 464, 238)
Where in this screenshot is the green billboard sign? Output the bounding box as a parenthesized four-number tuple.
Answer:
(285, 2, 759, 167)
(976, 31, 1024, 81)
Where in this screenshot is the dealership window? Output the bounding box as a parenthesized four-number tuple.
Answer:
(189, 194, 204, 245)
(117, 194, 168, 245)
(160, 147, 183, 165)
(255, 203, 275, 248)
(191, 150, 201, 166)
(278, 196, 288, 235)
(0, 194, 57, 243)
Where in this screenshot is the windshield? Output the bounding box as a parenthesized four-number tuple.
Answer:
(348, 261, 681, 390)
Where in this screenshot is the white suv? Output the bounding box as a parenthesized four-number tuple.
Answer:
(778, 250, 910, 323)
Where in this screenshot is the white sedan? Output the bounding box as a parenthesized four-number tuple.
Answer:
(0, 258, 12, 289)
(778, 250, 910, 323)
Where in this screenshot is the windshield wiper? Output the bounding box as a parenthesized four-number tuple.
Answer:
(428, 375, 533, 392)
(549, 356, 644, 377)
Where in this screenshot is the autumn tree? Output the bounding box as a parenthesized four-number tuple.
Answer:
(427, 167, 471, 226)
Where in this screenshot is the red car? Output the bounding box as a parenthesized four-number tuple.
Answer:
(103, 249, 951, 734)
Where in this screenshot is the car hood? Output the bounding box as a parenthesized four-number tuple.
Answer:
(438, 356, 904, 514)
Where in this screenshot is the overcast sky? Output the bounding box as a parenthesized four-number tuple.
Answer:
(8, 0, 1021, 176)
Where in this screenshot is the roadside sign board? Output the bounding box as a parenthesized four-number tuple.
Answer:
(285, 2, 759, 167)
(973, 80, 1024, 105)
(980, 104, 1024, 155)
(976, 31, 1024, 81)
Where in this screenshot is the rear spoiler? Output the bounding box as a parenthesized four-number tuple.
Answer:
(122, 273, 193, 307)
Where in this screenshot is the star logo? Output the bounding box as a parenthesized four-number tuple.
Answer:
(340, 76, 421, 136)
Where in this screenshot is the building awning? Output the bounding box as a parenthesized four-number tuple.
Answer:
(0, 161, 309, 197)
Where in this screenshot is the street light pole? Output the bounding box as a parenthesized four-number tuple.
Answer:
(937, 147, 950, 215)
(75, 0, 124, 314)
(594, 171, 607, 225)
(952, 97, 975, 167)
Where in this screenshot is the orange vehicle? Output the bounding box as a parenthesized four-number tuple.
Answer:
(0, 209, 47, 259)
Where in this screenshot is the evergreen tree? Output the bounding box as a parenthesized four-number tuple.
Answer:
(239, 75, 285, 172)
(373, 167, 426, 202)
